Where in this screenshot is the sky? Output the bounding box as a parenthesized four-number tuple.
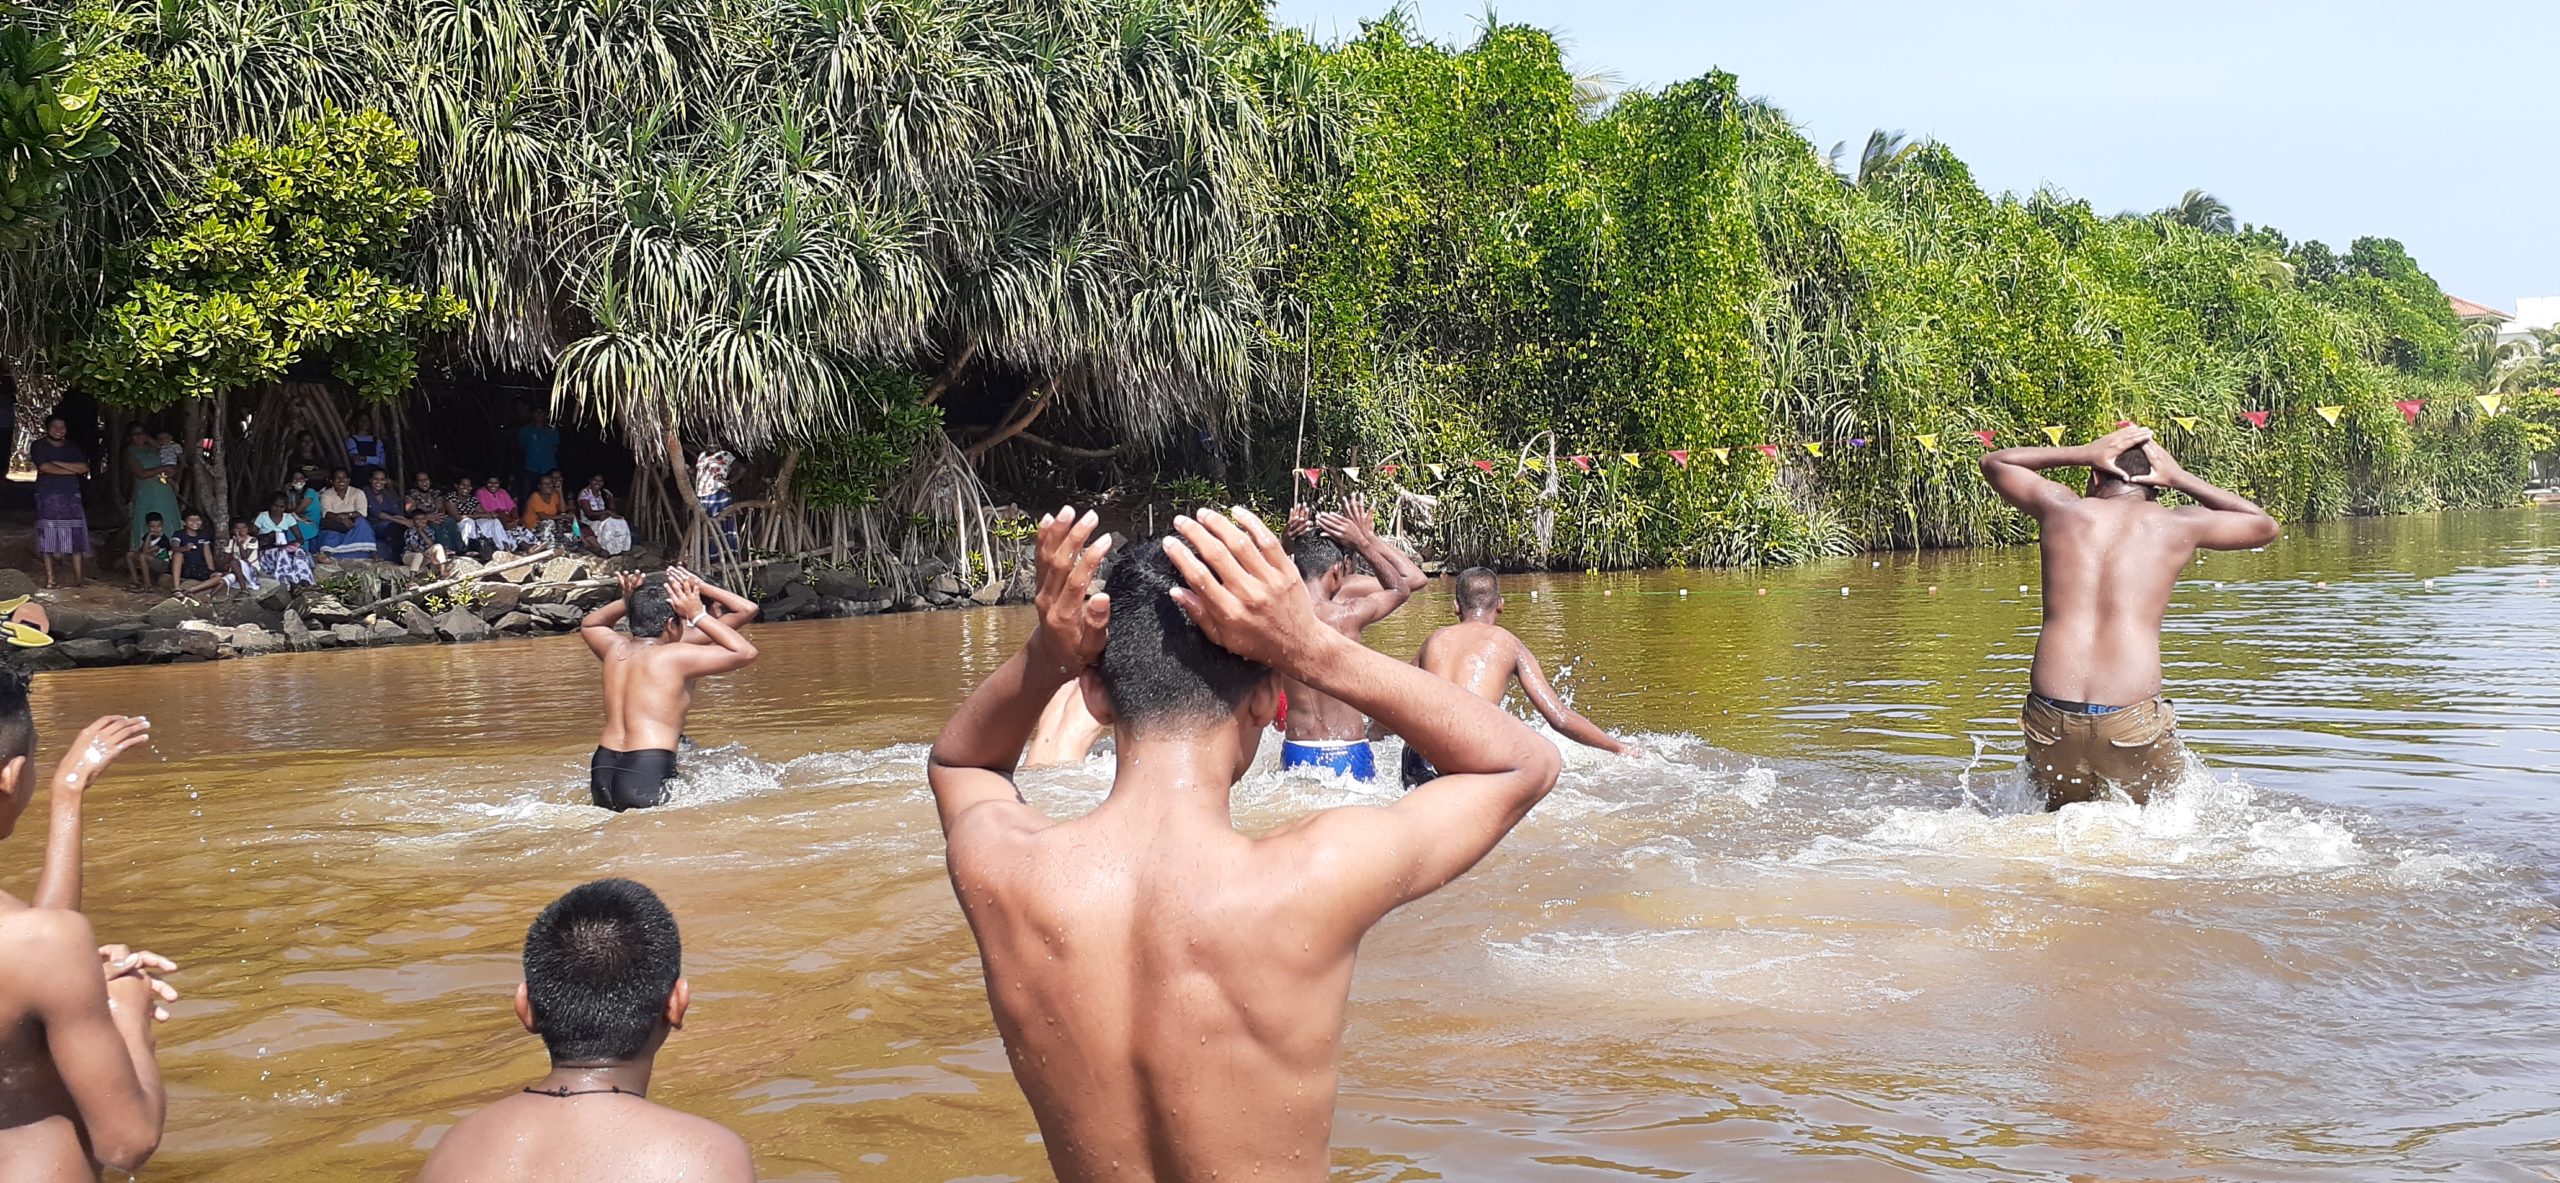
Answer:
(1266, 0, 2552, 313)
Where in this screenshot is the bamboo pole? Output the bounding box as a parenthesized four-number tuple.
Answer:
(354, 548, 558, 614)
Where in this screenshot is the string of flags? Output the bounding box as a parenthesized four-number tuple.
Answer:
(1294, 396, 2508, 486)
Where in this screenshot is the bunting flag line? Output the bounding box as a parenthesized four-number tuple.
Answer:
(1917, 433, 1940, 452)
(1472, 459, 1495, 473)
(2395, 399, 2425, 425)
(2314, 405, 2344, 426)
(1378, 464, 1399, 478)
(1711, 447, 1731, 462)
(1299, 468, 1322, 486)
(2476, 394, 2505, 417)
(1569, 454, 1591, 472)
(1341, 466, 1361, 481)
(1848, 437, 1869, 448)
(2173, 416, 2199, 433)
(1801, 441, 1824, 458)
(1525, 457, 1547, 473)
(2242, 410, 2271, 429)
(1427, 463, 1447, 480)
(2041, 425, 2067, 445)
(1974, 430, 1998, 447)
(1621, 452, 1643, 467)
(1668, 449, 1691, 467)
(1757, 445, 1780, 458)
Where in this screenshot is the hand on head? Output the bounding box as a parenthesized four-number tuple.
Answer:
(1164, 508, 1325, 668)
(2130, 440, 2187, 488)
(1286, 504, 1314, 543)
(665, 570, 705, 621)
(1030, 506, 1112, 674)
(98, 944, 179, 1023)
(618, 572, 644, 598)
(58, 715, 149, 792)
(2086, 425, 2154, 481)
(1315, 495, 1375, 543)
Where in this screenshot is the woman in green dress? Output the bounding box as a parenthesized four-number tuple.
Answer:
(124, 425, 182, 553)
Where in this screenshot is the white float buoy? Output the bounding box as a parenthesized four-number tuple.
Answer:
(1757, 588, 1767, 596)
(2018, 584, 2030, 594)
(1928, 585, 1939, 594)
(1678, 588, 1689, 597)
(1839, 586, 1849, 596)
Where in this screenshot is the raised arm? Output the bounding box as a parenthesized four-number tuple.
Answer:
(663, 572, 759, 676)
(32, 716, 151, 913)
(669, 566, 758, 630)
(1165, 509, 1560, 921)
(579, 573, 643, 658)
(927, 508, 1110, 832)
(1317, 497, 1425, 625)
(1979, 425, 2150, 520)
(14, 911, 172, 1173)
(1511, 642, 1632, 756)
(2137, 442, 2281, 550)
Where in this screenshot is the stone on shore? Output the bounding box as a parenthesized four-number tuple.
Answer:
(143, 597, 200, 629)
(526, 603, 583, 627)
(367, 619, 407, 644)
(58, 638, 126, 667)
(230, 624, 284, 658)
(0, 569, 35, 600)
(304, 594, 357, 626)
(434, 607, 491, 643)
(398, 602, 438, 640)
(475, 583, 522, 618)
(970, 581, 1004, 607)
(494, 611, 534, 634)
(136, 628, 218, 662)
(330, 623, 372, 648)
(281, 610, 319, 652)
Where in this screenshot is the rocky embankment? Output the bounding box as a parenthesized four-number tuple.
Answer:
(1, 551, 1030, 671)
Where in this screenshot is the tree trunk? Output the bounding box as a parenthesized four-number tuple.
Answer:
(964, 386, 1054, 461)
(921, 339, 979, 406)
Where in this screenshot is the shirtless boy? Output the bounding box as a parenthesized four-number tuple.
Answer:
(417, 878, 753, 1183)
(1277, 498, 1426, 779)
(0, 671, 178, 1179)
(929, 506, 1561, 1183)
(580, 570, 759, 810)
(1405, 567, 1640, 787)
(1981, 424, 2280, 806)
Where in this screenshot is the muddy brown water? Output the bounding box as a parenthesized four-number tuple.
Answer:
(10, 507, 2560, 1181)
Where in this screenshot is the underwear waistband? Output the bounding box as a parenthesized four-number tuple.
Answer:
(2032, 695, 2132, 715)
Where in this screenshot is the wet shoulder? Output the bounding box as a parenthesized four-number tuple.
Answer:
(0, 906, 95, 977)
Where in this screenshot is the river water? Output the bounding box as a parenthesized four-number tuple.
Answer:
(10, 507, 2559, 1181)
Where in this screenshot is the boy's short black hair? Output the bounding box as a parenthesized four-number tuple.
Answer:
(626, 580, 675, 638)
(1098, 538, 1268, 729)
(1455, 567, 1502, 612)
(143, 512, 164, 525)
(2117, 446, 2153, 478)
(1293, 535, 1346, 582)
(0, 668, 33, 764)
(522, 878, 682, 1063)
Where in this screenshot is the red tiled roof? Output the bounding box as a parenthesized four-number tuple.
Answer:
(2450, 295, 2513, 321)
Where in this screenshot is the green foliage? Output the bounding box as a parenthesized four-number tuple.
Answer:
(67, 108, 463, 407)
(795, 370, 942, 513)
(0, 16, 117, 246)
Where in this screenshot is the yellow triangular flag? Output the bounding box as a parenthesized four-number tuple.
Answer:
(1621, 452, 1642, 467)
(2173, 416, 2199, 433)
(1524, 457, 1546, 472)
(1917, 433, 1940, 452)
(1802, 441, 1823, 458)
(1710, 447, 1730, 462)
(1427, 464, 1446, 480)
(1341, 466, 1361, 480)
(2477, 394, 2505, 417)
(2315, 405, 2344, 426)
(2042, 424, 2067, 445)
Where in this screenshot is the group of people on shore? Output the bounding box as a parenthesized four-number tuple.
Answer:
(0, 427, 2278, 1179)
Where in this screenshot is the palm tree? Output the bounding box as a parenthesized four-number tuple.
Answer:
(1828, 128, 1913, 187)
(2460, 320, 2533, 396)
(2164, 188, 2235, 234)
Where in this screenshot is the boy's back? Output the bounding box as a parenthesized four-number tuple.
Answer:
(420, 1093, 751, 1183)
(0, 904, 166, 1179)
(1415, 619, 1531, 704)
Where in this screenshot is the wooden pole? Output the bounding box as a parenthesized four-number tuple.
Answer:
(354, 548, 558, 615)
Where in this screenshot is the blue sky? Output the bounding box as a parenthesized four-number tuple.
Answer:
(1267, 1, 2550, 311)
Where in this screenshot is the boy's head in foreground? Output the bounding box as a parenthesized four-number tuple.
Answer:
(1084, 538, 1278, 779)
(516, 878, 688, 1066)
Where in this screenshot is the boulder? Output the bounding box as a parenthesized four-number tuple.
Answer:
(813, 568, 876, 601)
(0, 568, 36, 599)
(256, 582, 295, 612)
(230, 624, 284, 658)
(58, 638, 125, 667)
(143, 598, 200, 629)
(494, 611, 535, 634)
(45, 605, 94, 639)
(763, 583, 821, 622)
(10, 647, 74, 673)
(398, 602, 439, 640)
(367, 618, 407, 645)
(999, 569, 1037, 606)
(448, 556, 486, 581)
(527, 603, 584, 627)
(330, 623, 372, 648)
(970, 581, 1004, 607)
(207, 599, 283, 631)
(474, 583, 522, 618)
(493, 555, 539, 583)
(825, 598, 884, 618)
(900, 596, 931, 614)
(755, 560, 805, 597)
(433, 607, 491, 643)
(135, 628, 218, 662)
(88, 621, 147, 643)
(280, 610, 319, 652)
(537, 556, 589, 585)
(930, 573, 965, 598)
(303, 594, 357, 625)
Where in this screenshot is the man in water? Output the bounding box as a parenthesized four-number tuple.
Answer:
(580, 570, 759, 811)
(1981, 424, 2280, 806)
(1404, 567, 1641, 787)
(418, 878, 753, 1182)
(1277, 498, 1426, 778)
(930, 506, 1561, 1183)
(0, 671, 178, 1178)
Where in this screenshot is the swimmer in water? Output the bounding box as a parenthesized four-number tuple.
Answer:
(929, 506, 1560, 1183)
(1404, 567, 1641, 788)
(1981, 424, 2279, 806)
(418, 878, 753, 1183)
(1275, 497, 1425, 779)
(580, 570, 759, 811)
(0, 672, 178, 1179)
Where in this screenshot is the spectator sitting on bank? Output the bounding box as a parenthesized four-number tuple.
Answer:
(472, 475, 521, 557)
(519, 470, 573, 550)
(284, 471, 322, 551)
(29, 416, 93, 588)
(220, 519, 264, 593)
(125, 512, 170, 590)
(453, 475, 504, 559)
(252, 493, 315, 588)
(315, 468, 378, 564)
(363, 469, 409, 565)
(169, 511, 220, 599)
(406, 471, 463, 571)
(578, 474, 632, 557)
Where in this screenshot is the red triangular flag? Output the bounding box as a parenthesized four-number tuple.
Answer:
(1299, 468, 1322, 486)
(1973, 430, 1997, 447)
(1471, 459, 1495, 473)
(2396, 399, 2425, 424)
(1378, 464, 1399, 478)
(1569, 454, 1592, 472)
(1668, 449, 1690, 467)
(2242, 410, 2270, 429)
(1756, 444, 1780, 458)
(2116, 419, 2135, 428)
